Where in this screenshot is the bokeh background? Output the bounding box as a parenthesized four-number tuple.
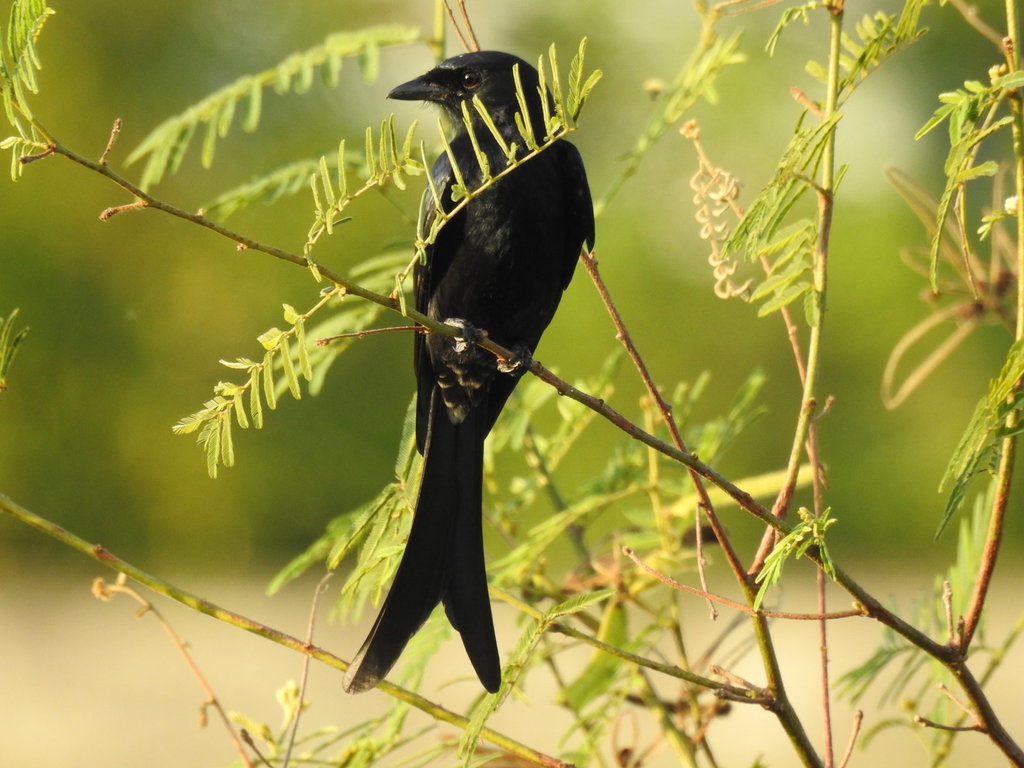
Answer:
(2, 0, 1022, 766)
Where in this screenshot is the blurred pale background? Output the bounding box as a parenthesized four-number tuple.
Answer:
(1, 0, 1021, 765)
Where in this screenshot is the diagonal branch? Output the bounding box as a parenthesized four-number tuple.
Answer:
(0, 493, 570, 768)
(579, 251, 744, 585)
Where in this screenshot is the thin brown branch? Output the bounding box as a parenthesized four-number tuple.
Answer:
(623, 547, 864, 621)
(99, 118, 122, 166)
(19, 145, 55, 164)
(713, 0, 785, 17)
(454, 0, 480, 50)
(937, 682, 980, 720)
(960, 432, 1015, 650)
(316, 325, 424, 345)
(442, 0, 480, 53)
(282, 573, 333, 768)
(950, 660, 1024, 762)
(579, 250, 749, 589)
(817, 567, 834, 768)
(100, 199, 149, 220)
(707, 665, 773, 706)
(808, 392, 833, 767)
(942, 580, 956, 646)
(914, 716, 985, 734)
(836, 710, 863, 768)
(947, 0, 1006, 47)
(240, 730, 274, 768)
(790, 87, 825, 119)
(92, 574, 254, 768)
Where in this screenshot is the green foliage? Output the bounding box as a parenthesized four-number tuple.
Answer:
(269, 397, 418, 619)
(916, 73, 1017, 289)
(0, 0, 53, 123)
(0, 307, 28, 391)
(746, 0, 927, 322)
(457, 587, 616, 762)
(754, 507, 837, 609)
(172, 253, 408, 478)
(766, 1, 830, 57)
(559, 597, 630, 711)
(832, 2, 929, 95)
(725, 112, 840, 323)
(746, 221, 817, 318)
(201, 152, 359, 222)
(690, 369, 768, 460)
(775, 1, 929, 96)
(0, 0, 54, 177)
(306, 117, 423, 255)
(566, 38, 603, 124)
(938, 338, 1024, 534)
(126, 25, 422, 189)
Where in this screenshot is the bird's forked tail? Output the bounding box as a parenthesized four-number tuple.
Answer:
(343, 390, 500, 693)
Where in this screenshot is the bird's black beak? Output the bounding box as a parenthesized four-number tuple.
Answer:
(387, 74, 442, 103)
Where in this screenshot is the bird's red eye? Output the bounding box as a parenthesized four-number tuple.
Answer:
(462, 70, 481, 89)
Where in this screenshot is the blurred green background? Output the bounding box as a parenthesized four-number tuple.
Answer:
(1, 0, 1014, 571)
(3, 1, 1023, 766)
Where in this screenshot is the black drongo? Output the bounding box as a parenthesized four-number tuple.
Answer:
(343, 50, 594, 694)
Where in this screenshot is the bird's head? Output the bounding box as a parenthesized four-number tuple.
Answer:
(388, 51, 549, 137)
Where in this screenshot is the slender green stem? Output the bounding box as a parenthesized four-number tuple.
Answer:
(743, 6, 845, 766)
(761, 3, 841, 539)
(0, 494, 569, 768)
(814, 9, 843, 767)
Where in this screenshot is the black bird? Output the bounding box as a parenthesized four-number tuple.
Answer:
(343, 51, 594, 694)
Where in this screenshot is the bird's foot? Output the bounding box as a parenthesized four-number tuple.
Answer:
(444, 317, 480, 353)
(497, 344, 533, 375)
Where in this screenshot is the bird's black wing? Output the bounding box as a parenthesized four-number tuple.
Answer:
(413, 151, 462, 454)
(557, 140, 595, 289)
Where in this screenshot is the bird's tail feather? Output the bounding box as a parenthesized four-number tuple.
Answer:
(442, 402, 501, 692)
(343, 389, 500, 693)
